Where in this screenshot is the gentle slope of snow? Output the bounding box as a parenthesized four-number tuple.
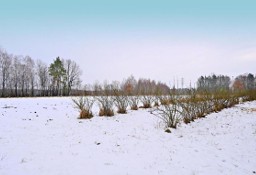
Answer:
(0, 97, 255, 175)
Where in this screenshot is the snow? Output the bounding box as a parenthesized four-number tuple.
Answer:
(0, 97, 255, 175)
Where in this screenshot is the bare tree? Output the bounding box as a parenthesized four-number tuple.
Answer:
(24, 56, 35, 96)
(63, 59, 82, 96)
(19, 58, 27, 96)
(0, 49, 12, 97)
(37, 60, 49, 96)
(12, 56, 23, 96)
(0, 47, 84, 97)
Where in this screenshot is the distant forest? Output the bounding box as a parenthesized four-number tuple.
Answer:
(0, 47, 255, 97)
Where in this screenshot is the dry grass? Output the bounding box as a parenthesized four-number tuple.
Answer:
(130, 105, 138, 110)
(80, 109, 93, 119)
(99, 108, 114, 117)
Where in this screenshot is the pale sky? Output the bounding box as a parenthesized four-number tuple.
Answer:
(0, 0, 256, 87)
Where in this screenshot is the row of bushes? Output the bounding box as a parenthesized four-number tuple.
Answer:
(154, 89, 256, 130)
(72, 89, 256, 131)
(72, 94, 159, 119)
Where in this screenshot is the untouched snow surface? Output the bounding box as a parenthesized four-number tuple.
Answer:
(0, 97, 256, 175)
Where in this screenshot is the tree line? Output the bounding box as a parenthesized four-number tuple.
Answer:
(1, 47, 255, 98)
(196, 73, 256, 92)
(85, 75, 170, 96)
(0, 48, 82, 97)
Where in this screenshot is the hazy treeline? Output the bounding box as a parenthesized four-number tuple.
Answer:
(196, 73, 256, 92)
(0, 48, 82, 97)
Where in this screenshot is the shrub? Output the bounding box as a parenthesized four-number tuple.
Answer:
(140, 95, 154, 108)
(153, 96, 160, 107)
(179, 101, 197, 123)
(94, 83, 115, 117)
(158, 95, 171, 105)
(96, 96, 115, 117)
(128, 96, 140, 110)
(112, 89, 129, 114)
(177, 90, 213, 123)
(154, 103, 181, 129)
(153, 94, 181, 129)
(72, 96, 94, 119)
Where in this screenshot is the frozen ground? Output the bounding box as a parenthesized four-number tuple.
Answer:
(0, 97, 255, 175)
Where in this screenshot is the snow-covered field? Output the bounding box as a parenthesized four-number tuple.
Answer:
(0, 97, 255, 175)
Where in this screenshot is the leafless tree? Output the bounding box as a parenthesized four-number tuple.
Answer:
(37, 60, 49, 96)
(11, 56, 22, 96)
(0, 49, 12, 97)
(18, 58, 26, 96)
(25, 56, 36, 96)
(63, 59, 82, 96)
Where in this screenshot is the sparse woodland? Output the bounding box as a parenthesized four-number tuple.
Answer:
(0, 48, 82, 97)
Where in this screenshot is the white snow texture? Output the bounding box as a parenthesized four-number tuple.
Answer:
(0, 97, 255, 175)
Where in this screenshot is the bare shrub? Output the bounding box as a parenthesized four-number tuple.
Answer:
(158, 95, 171, 105)
(153, 96, 160, 107)
(128, 96, 140, 110)
(72, 96, 94, 119)
(211, 90, 233, 112)
(195, 91, 213, 118)
(95, 82, 115, 117)
(112, 82, 129, 114)
(153, 94, 181, 129)
(97, 96, 114, 117)
(227, 95, 239, 107)
(178, 90, 212, 123)
(137, 78, 155, 108)
(96, 96, 114, 117)
(154, 103, 181, 129)
(179, 100, 197, 123)
(140, 95, 154, 108)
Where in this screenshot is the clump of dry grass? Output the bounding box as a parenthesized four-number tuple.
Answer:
(99, 108, 114, 117)
(80, 109, 93, 119)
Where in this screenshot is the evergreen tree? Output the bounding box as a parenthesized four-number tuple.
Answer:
(49, 57, 66, 96)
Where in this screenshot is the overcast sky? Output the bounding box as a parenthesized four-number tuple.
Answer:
(0, 0, 256, 87)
